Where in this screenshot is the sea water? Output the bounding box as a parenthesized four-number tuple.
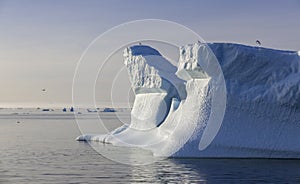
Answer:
(0, 112, 300, 183)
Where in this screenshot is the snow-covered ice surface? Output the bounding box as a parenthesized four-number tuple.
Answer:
(77, 42, 300, 158)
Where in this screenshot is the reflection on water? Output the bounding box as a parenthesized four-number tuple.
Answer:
(171, 159, 300, 183)
(90, 142, 162, 165)
(0, 116, 300, 183)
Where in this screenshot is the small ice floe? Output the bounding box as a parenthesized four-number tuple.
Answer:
(103, 108, 115, 112)
(87, 108, 97, 113)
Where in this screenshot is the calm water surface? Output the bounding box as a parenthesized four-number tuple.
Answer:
(1, 113, 300, 183)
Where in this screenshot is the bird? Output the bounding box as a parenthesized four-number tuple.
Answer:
(139, 42, 142, 45)
(256, 40, 261, 46)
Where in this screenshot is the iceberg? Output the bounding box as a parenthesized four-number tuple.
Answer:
(77, 42, 300, 158)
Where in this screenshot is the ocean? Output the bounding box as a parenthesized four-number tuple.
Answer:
(1, 111, 300, 183)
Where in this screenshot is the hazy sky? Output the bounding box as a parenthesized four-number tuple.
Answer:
(0, 0, 299, 107)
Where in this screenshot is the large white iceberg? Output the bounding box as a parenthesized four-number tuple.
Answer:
(77, 42, 300, 158)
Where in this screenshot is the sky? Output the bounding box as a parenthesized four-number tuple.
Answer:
(0, 0, 299, 107)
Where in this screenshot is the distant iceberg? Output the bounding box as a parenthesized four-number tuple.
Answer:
(102, 108, 116, 112)
(77, 42, 300, 158)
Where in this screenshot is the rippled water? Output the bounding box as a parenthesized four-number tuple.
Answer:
(1, 113, 300, 183)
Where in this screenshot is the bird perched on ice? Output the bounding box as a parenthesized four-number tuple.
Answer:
(256, 40, 261, 46)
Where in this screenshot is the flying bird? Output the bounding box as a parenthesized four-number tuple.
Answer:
(256, 40, 261, 46)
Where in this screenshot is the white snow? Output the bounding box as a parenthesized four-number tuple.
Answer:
(77, 43, 300, 158)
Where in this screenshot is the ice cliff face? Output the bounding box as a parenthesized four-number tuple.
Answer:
(123, 46, 163, 91)
(177, 43, 209, 80)
(123, 45, 185, 130)
(123, 45, 186, 98)
(77, 42, 300, 159)
(209, 43, 300, 107)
